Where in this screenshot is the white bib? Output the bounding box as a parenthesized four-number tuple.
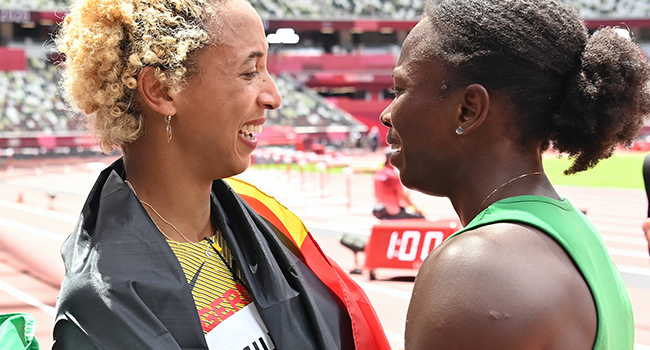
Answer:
(205, 303, 275, 350)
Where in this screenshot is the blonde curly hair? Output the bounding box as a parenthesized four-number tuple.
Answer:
(56, 0, 229, 153)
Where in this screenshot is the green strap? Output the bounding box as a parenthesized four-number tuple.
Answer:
(0, 313, 40, 350)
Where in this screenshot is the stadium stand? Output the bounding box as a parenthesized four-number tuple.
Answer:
(0, 0, 649, 18)
(253, 0, 650, 19)
(250, 0, 425, 19)
(1, 0, 649, 154)
(0, 56, 80, 134)
(271, 73, 363, 129)
(0, 55, 363, 134)
(567, 0, 650, 18)
(0, 53, 365, 151)
(0, 0, 67, 11)
(262, 73, 368, 147)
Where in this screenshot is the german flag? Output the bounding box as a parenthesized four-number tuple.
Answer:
(226, 177, 392, 350)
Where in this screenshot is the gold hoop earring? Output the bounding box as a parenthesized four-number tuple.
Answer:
(166, 115, 173, 143)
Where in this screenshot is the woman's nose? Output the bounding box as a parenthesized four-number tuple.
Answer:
(379, 108, 392, 128)
(261, 75, 282, 110)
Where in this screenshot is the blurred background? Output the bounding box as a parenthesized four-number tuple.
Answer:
(1, 0, 650, 158)
(1, 1, 650, 349)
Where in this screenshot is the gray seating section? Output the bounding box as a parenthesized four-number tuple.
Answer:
(1, 0, 649, 19)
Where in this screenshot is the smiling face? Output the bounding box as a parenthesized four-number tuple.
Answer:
(170, 0, 281, 180)
(380, 19, 466, 196)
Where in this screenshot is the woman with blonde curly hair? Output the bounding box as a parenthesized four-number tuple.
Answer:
(53, 0, 390, 349)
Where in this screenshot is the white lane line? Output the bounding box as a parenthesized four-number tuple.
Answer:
(0, 199, 78, 223)
(635, 344, 650, 350)
(0, 217, 66, 242)
(385, 331, 403, 344)
(357, 282, 412, 300)
(608, 248, 649, 259)
(0, 278, 56, 316)
(617, 265, 650, 276)
(601, 234, 648, 246)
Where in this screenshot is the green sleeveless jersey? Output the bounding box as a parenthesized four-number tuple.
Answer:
(451, 195, 633, 349)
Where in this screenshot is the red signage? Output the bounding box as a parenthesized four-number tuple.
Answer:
(0, 134, 98, 150)
(0, 47, 26, 71)
(364, 219, 461, 270)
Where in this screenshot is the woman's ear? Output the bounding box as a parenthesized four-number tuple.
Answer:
(456, 84, 489, 134)
(138, 67, 176, 116)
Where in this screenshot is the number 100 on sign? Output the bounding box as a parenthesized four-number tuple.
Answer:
(386, 230, 445, 263)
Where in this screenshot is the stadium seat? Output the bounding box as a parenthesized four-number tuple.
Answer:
(1, 0, 649, 18)
(0, 56, 81, 133)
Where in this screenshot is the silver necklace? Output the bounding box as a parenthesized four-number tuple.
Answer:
(124, 180, 217, 253)
(477, 171, 545, 217)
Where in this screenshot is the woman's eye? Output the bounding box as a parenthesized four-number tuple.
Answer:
(243, 71, 259, 79)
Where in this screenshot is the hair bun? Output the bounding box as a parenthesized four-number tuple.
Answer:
(551, 27, 650, 174)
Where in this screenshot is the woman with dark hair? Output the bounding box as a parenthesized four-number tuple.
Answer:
(379, 0, 650, 348)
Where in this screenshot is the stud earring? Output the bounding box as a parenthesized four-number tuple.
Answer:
(455, 126, 465, 135)
(166, 115, 173, 143)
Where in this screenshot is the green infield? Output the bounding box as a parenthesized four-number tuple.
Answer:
(543, 151, 647, 189)
(251, 151, 648, 189)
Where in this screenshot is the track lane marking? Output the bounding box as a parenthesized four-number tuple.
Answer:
(356, 282, 412, 300)
(0, 199, 77, 223)
(0, 217, 66, 242)
(0, 278, 55, 316)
